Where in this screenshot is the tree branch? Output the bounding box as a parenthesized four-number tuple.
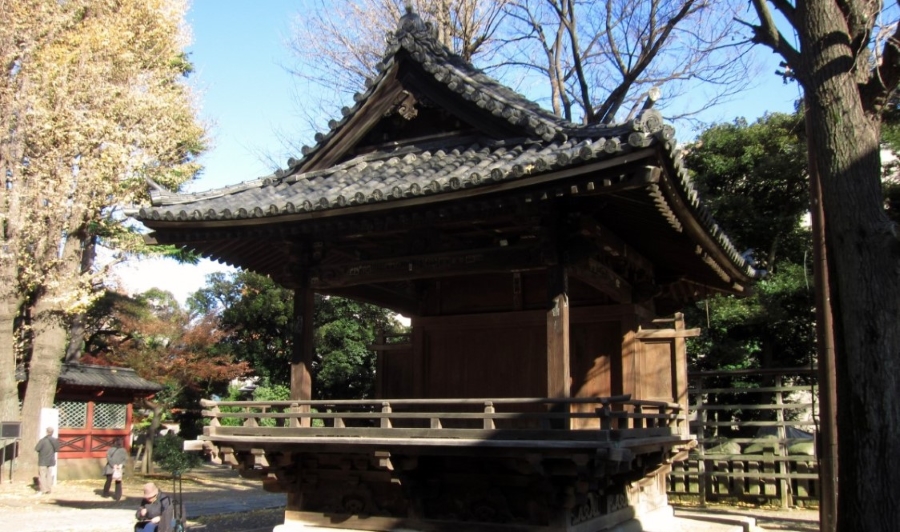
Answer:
(593, 0, 697, 123)
(862, 21, 900, 114)
(768, 0, 797, 29)
(741, 0, 801, 79)
(836, 0, 878, 49)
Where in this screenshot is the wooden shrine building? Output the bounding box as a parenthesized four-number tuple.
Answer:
(46, 363, 160, 479)
(134, 11, 758, 532)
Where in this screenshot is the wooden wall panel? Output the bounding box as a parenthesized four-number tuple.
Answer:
(521, 271, 548, 309)
(417, 311, 547, 399)
(437, 274, 521, 315)
(639, 340, 675, 402)
(378, 348, 415, 399)
(570, 319, 621, 429)
(570, 320, 620, 399)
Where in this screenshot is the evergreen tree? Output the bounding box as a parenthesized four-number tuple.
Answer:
(682, 113, 814, 372)
(189, 271, 408, 398)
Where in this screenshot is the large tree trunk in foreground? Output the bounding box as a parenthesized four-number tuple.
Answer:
(15, 298, 67, 481)
(797, 2, 900, 529)
(0, 298, 22, 423)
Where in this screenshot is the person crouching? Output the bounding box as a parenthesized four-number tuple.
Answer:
(135, 482, 174, 532)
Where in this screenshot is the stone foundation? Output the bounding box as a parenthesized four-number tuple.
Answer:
(271, 454, 673, 532)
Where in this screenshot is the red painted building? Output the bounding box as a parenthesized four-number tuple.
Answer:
(53, 363, 161, 479)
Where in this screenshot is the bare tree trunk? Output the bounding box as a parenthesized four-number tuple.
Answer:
(15, 297, 67, 481)
(796, 3, 900, 529)
(139, 397, 164, 475)
(64, 236, 95, 364)
(0, 133, 25, 425)
(64, 315, 85, 364)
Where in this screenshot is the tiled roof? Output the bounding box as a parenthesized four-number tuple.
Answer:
(57, 363, 163, 393)
(133, 11, 759, 287)
(140, 115, 669, 221)
(289, 10, 577, 170)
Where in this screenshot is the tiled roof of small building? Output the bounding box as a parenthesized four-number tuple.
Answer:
(57, 363, 163, 393)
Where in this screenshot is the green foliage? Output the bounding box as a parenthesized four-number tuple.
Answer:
(215, 386, 246, 428)
(685, 113, 809, 268)
(684, 114, 815, 373)
(253, 384, 291, 402)
(153, 432, 201, 475)
(216, 384, 292, 428)
(189, 271, 294, 385)
(189, 271, 408, 399)
(686, 263, 816, 371)
(313, 296, 401, 400)
(80, 288, 249, 439)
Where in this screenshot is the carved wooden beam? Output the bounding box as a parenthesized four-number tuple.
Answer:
(569, 260, 633, 304)
(577, 216, 654, 278)
(574, 165, 661, 197)
(309, 244, 550, 289)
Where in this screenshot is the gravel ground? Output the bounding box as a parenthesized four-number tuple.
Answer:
(0, 465, 818, 532)
(676, 505, 820, 532)
(0, 465, 285, 532)
(192, 508, 284, 532)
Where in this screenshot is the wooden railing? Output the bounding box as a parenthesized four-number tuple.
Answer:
(199, 395, 688, 445)
(667, 368, 819, 507)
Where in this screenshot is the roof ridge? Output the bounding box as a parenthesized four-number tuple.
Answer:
(280, 8, 585, 178)
(388, 12, 573, 141)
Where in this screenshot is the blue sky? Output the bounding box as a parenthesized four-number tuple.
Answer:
(184, 0, 302, 191)
(113, 1, 802, 305)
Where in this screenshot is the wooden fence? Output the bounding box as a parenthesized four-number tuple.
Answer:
(667, 368, 820, 507)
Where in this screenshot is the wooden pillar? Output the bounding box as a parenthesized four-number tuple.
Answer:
(547, 266, 570, 400)
(619, 312, 639, 399)
(290, 286, 315, 416)
(807, 103, 838, 532)
(673, 313, 690, 435)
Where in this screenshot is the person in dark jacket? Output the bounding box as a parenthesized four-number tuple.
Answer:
(34, 427, 60, 495)
(135, 482, 175, 532)
(102, 437, 128, 500)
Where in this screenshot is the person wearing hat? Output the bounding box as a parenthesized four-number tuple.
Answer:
(135, 482, 174, 532)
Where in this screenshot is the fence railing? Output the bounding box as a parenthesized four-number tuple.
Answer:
(200, 395, 687, 445)
(667, 368, 819, 507)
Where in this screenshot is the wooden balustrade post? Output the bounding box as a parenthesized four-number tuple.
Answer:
(484, 401, 496, 430)
(209, 405, 221, 429)
(597, 405, 611, 431)
(381, 402, 392, 429)
(244, 406, 258, 427)
(288, 403, 300, 429)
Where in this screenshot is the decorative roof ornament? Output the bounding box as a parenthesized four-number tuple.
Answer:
(144, 176, 170, 194)
(399, 2, 428, 34)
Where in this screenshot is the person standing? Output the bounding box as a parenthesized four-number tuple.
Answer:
(34, 427, 60, 495)
(102, 437, 127, 500)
